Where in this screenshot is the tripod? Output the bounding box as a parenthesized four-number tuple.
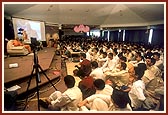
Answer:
(23, 48, 58, 111)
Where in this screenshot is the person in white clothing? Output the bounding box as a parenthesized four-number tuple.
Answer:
(73, 69, 81, 87)
(39, 75, 82, 111)
(113, 48, 120, 65)
(102, 53, 117, 72)
(78, 89, 132, 111)
(83, 47, 92, 61)
(129, 63, 156, 111)
(104, 62, 130, 88)
(94, 79, 113, 96)
(153, 52, 164, 72)
(90, 61, 105, 81)
(97, 52, 108, 67)
(78, 94, 114, 111)
(128, 65, 146, 110)
(130, 52, 145, 67)
(145, 57, 162, 78)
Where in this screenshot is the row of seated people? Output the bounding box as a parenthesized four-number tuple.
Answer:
(39, 51, 164, 111)
(59, 40, 163, 71)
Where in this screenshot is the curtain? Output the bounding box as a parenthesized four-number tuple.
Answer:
(152, 29, 164, 47)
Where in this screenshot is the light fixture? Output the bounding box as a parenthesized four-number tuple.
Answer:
(74, 24, 90, 33)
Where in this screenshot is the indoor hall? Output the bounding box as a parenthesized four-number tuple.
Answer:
(2, 2, 165, 112)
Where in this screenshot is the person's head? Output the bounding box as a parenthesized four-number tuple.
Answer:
(153, 52, 160, 60)
(102, 52, 107, 58)
(111, 89, 129, 108)
(126, 49, 131, 53)
(119, 56, 127, 62)
(91, 61, 99, 69)
(136, 52, 143, 62)
(64, 75, 75, 88)
(80, 53, 86, 60)
(145, 57, 156, 67)
(105, 75, 113, 86)
(118, 52, 123, 59)
(108, 53, 113, 60)
(83, 47, 88, 53)
(93, 79, 105, 90)
(113, 48, 118, 56)
(99, 49, 103, 55)
(134, 63, 147, 80)
(93, 48, 99, 53)
(121, 62, 127, 70)
(73, 69, 78, 76)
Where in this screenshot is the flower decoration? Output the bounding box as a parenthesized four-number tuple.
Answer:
(74, 24, 90, 33)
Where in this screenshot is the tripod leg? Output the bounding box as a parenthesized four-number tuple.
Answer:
(23, 66, 35, 110)
(37, 64, 58, 91)
(35, 73, 41, 111)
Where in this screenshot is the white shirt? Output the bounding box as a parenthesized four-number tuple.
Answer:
(148, 65, 162, 78)
(86, 94, 114, 111)
(102, 58, 117, 72)
(155, 59, 164, 70)
(129, 80, 146, 109)
(90, 68, 105, 81)
(130, 60, 145, 67)
(113, 55, 120, 65)
(96, 84, 113, 96)
(86, 51, 91, 61)
(51, 86, 82, 111)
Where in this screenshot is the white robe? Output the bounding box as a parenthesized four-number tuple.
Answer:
(49, 86, 82, 111)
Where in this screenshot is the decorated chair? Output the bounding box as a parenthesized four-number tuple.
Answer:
(7, 40, 29, 56)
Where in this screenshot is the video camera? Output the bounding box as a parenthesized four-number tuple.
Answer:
(31, 37, 41, 51)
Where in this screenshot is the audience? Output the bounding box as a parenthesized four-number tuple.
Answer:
(7, 37, 165, 111)
(39, 75, 82, 111)
(44, 39, 165, 111)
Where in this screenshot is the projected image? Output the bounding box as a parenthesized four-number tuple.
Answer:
(12, 18, 45, 41)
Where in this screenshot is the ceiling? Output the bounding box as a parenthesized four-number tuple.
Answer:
(3, 3, 165, 30)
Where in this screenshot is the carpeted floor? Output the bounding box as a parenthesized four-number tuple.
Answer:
(21, 59, 81, 111)
(4, 54, 83, 111)
(4, 54, 68, 111)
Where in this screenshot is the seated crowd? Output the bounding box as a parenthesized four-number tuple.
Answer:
(39, 39, 164, 111)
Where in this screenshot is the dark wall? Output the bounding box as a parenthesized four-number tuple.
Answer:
(4, 18, 14, 54)
(152, 29, 164, 47)
(107, 28, 164, 47)
(4, 18, 14, 40)
(45, 25, 59, 35)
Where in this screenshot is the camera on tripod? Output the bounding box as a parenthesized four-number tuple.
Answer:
(30, 37, 41, 51)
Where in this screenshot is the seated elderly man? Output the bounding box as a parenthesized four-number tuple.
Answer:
(13, 37, 32, 53)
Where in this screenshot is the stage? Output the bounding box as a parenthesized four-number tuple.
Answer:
(4, 47, 62, 95)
